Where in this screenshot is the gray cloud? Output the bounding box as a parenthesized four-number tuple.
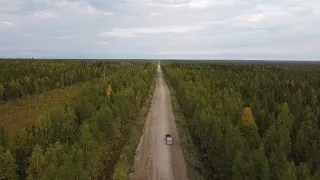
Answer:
(0, 0, 319, 60)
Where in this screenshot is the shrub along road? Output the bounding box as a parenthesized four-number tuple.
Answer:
(130, 64, 188, 180)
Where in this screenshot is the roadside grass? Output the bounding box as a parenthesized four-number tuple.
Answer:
(0, 78, 101, 131)
(165, 76, 206, 180)
(112, 73, 156, 180)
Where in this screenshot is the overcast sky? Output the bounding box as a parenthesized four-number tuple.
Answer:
(0, 0, 319, 60)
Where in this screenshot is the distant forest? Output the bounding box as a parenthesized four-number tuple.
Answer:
(0, 60, 125, 101)
(0, 60, 156, 180)
(163, 61, 320, 180)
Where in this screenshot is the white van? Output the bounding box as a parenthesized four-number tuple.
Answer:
(165, 134, 173, 145)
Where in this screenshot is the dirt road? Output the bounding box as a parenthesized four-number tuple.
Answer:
(130, 64, 188, 180)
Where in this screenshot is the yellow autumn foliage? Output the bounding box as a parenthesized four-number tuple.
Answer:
(242, 107, 256, 127)
(107, 84, 112, 97)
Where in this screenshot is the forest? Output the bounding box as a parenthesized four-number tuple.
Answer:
(0, 60, 156, 179)
(162, 61, 320, 180)
(0, 60, 123, 101)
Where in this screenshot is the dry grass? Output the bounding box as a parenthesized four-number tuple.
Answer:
(0, 79, 101, 131)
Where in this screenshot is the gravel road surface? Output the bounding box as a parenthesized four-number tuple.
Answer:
(130, 64, 188, 180)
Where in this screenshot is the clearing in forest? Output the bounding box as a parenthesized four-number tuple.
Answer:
(0, 79, 99, 131)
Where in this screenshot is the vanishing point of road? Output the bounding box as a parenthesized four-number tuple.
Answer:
(130, 64, 188, 180)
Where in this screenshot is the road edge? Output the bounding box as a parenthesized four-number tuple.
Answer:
(163, 67, 207, 180)
(112, 65, 157, 180)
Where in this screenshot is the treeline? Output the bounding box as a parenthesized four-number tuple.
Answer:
(162, 61, 320, 180)
(0, 61, 156, 179)
(0, 60, 121, 101)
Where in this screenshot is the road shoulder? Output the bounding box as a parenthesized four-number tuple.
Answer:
(164, 73, 207, 180)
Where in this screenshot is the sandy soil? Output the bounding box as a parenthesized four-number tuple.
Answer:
(130, 64, 188, 180)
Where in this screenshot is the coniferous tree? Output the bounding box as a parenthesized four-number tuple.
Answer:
(27, 145, 45, 180)
(240, 107, 261, 149)
(0, 83, 4, 101)
(0, 147, 18, 180)
(253, 144, 270, 180)
(280, 161, 297, 180)
(232, 151, 256, 180)
(297, 162, 311, 180)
